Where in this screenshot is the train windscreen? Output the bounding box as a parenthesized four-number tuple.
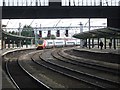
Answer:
(38, 40, 43, 45)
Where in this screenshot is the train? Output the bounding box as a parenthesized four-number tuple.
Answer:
(36, 39, 80, 50)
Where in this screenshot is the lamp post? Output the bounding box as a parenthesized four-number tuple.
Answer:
(88, 18, 91, 49)
(39, 24, 42, 39)
(17, 0, 19, 6)
(100, 0, 102, 6)
(1, 24, 7, 49)
(79, 22, 84, 48)
(88, 18, 90, 31)
(35, 23, 38, 46)
(18, 23, 21, 36)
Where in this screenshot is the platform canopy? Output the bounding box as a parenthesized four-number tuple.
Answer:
(2, 30, 34, 42)
(73, 27, 120, 39)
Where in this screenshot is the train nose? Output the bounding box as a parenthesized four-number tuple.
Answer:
(37, 44, 44, 50)
(37, 46, 44, 50)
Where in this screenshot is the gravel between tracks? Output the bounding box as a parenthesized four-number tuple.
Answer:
(51, 49, 120, 85)
(18, 49, 97, 89)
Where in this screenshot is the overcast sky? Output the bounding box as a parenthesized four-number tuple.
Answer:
(2, 18, 107, 37)
(2, 18, 107, 28)
(0, 0, 118, 38)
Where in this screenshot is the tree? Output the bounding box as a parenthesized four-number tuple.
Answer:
(21, 25, 34, 37)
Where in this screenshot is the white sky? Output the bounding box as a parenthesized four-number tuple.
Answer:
(2, 18, 107, 38)
(2, 18, 107, 37)
(2, 18, 107, 28)
(0, 0, 118, 38)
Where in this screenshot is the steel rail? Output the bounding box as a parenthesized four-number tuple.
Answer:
(31, 52, 108, 89)
(51, 49, 120, 86)
(5, 60, 21, 90)
(39, 53, 119, 88)
(58, 49, 120, 75)
(4, 49, 50, 89)
(17, 59, 51, 90)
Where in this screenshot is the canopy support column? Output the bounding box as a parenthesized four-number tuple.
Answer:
(85, 38, 87, 48)
(113, 38, 116, 49)
(12, 41, 14, 48)
(31, 39, 33, 47)
(92, 38, 94, 48)
(26, 40, 28, 48)
(2, 40, 5, 49)
(8, 40, 10, 48)
(98, 38, 99, 48)
(88, 38, 91, 49)
(104, 38, 106, 49)
(19, 40, 22, 48)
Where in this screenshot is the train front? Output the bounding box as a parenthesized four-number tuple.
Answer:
(36, 39, 46, 50)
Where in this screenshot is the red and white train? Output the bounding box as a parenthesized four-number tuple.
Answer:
(36, 39, 80, 50)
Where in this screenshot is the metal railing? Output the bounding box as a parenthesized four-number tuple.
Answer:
(0, 0, 120, 6)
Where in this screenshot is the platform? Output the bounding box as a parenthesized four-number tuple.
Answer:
(73, 47, 120, 55)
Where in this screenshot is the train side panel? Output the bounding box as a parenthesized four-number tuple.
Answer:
(65, 40, 76, 46)
(54, 40, 65, 47)
(46, 40, 54, 48)
(36, 39, 80, 50)
(76, 39, 80, 46)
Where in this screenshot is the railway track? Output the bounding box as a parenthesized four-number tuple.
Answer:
(3, 49, 51, 89)
(59, 49, 120, 75)
(52, 49, 120, 81)
(30, 50, 98, 88)
(29, 48, 115, 88)
(18, 50, 94, 88)
(3, 48, 120, 89)
(31, 48, 120, 89)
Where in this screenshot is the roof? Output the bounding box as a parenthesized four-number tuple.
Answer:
(2, 30, 34, 41)
(73, 27, 120, 39)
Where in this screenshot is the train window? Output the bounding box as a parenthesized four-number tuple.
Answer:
(48, 42, 53, 44)
(67, 42, 74, 44)
(56, 42, 63, 44)
(67, 42, 75, 44)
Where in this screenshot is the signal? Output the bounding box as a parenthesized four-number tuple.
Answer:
(65, 30, 68, 37)
(56, 30, 60, 37)
(39, 31, 42, 37)
(47, 30, 51, 37)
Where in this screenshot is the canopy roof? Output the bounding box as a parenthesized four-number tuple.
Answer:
(73, 27, 120, 39)
(2, 30, 34, 42)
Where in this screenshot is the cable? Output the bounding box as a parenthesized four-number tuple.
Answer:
(6, 19, 10, 27)
(29, 19, 35, 26)
(54, 19, 61, 27)
(51, 19, 61, 31)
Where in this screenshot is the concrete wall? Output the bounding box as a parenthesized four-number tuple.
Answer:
(0, 5, 2, 90)
(0, 19, 1, 50)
